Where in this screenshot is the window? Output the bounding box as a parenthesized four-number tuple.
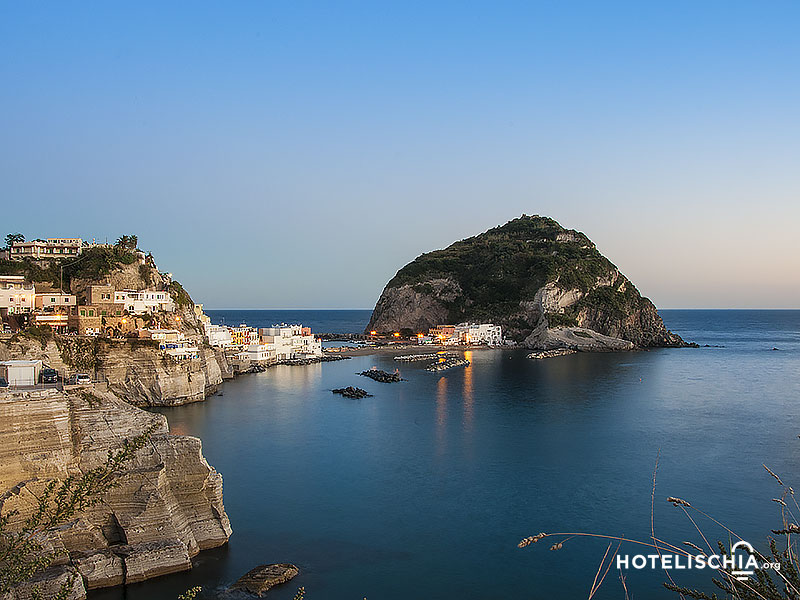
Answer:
(80, 310, 86, 316)
(101, 310, 107, 316)
(115, 310, 121, 316)
(51, 298, 56, 303)
(88, 310, 94, 317)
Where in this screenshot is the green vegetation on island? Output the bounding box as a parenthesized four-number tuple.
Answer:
(368, 215, 687, 348)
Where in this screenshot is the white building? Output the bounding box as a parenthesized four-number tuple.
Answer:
(239, 343, 277, 363)
(204, 324, 233, 347)
(0, 276, 35, 314)
(159, 341, 199, 360)
(257, 334, 296, 360)
(10, 238, 83, 260)
(258, 324, 322, 359)
(455, 323, 503, 346)
(114, 289, 175, 314)
(142, 329, 184, 342)
(0, 360, 43, 387)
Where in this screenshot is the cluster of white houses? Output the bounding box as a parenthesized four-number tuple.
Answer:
(0, 275, 174, 332)
(194, 310, 323, 363)
(422, 323, 503, 346)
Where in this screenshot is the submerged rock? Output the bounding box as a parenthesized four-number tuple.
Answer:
(230, 563, 299, 596)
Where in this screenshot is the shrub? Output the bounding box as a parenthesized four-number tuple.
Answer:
(546, 313, 578, 328)
(0, 426, 154, 597)
(22, 325, 53, 349)
(169, 281, 193, 307)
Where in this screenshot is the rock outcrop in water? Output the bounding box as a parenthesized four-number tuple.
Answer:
(359, 369, 402, 382)
(0, 387, 232, 598)
(332, 386, 372, 398)
(230, 563, 299, 596)
(366, 215, 689, 350)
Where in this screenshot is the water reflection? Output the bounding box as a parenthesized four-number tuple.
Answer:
(436, 375, 447, 455)
(113, 313, 800, 600)
(266, 363, 323, 393)
(462, 350, 474, 432)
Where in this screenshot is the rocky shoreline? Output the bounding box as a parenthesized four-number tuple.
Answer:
(527, 348, 578, 360)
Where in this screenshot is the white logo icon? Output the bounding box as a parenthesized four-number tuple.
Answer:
(730, 541, 757, 581)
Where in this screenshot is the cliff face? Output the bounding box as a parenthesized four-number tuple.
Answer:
(0, 387, 232, 597)
(367, 215, 687, 349)
(93, 340, 223, 407)
(0, 336, 224, 407)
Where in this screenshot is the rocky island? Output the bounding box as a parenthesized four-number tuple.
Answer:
(366, 215, 689, 350)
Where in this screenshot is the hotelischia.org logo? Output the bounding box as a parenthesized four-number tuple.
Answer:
(616, 541, 781, 581)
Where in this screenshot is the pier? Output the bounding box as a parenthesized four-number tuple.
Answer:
(394, 352, 455, 362)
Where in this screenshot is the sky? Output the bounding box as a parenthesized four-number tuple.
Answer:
(2, 1, 799, 309)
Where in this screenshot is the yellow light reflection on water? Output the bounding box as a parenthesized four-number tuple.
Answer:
(463, 350, 474, 431)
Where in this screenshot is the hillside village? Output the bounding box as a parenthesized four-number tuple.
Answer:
(0, 234, 324, 387)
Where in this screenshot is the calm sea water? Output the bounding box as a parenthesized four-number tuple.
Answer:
(91, 310, 800, 600)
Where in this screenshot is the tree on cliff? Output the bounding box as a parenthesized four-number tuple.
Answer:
(3, 233, 24, 250)
(0, 422, 155, 599)
(115, 234, 138, 251)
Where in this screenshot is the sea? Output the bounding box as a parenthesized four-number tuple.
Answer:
(89, 309, 800, 600)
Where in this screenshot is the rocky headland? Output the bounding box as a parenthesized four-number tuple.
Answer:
(0, 243, 234, 598)
(0, 386, 232, 599)
(0, 250, 230, 407)
(366, 215, 690, 351)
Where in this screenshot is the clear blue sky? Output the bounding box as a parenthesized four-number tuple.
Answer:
(2, 1, 798, 309)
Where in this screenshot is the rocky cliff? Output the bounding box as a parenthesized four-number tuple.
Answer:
(0, 335, 224, 407)
(2, 241, 227, 406)
(367, 215, 688, 350)
(0, 387, 232, 598)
